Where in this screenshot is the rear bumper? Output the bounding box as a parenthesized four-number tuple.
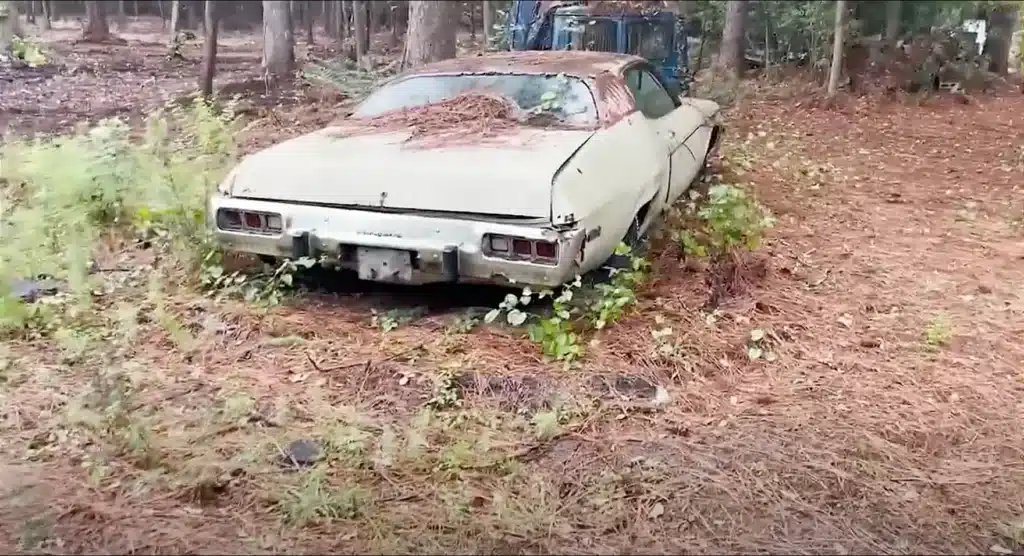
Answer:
(209, 196, 585, 288)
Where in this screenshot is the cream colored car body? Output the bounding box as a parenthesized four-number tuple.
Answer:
(209, 52, 721, 288)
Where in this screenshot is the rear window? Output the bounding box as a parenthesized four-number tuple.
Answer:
(352, 73, 599, 127)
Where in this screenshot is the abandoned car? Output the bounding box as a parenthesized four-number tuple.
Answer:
(209, 51, 722, 287)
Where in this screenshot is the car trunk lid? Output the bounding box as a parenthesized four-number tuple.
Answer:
(227, 126, 596, 219)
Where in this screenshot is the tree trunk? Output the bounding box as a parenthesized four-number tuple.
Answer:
(342, 0, 350, 39)
(25, 0, 34, 24)
(199, 0, 218, 98)
(182, 1, 196, 29)
(0, 1, 18, 53)
(482, 0, 492, 48)
(986, 3, 1017, 75)
(304, 0, 313, 43)
(323, 0, 334, 38)
(353, 0, 368, 58)
(715, 0, 747, 79)
(340, 0, 349, 39)
(83, 0, 110, 41)
(827, 0, 845, 98)
(469, 2, 476, 40)
(368, 0, 379, 34)
(884, 0, 900, 41)
(40, 0, 51, 30)
(361, 1, 371, 51)
(117, 0, 126, 29)
(262, 0, 294, 81)
(169, 0, 180, 36)
(402, 1, 456, 69)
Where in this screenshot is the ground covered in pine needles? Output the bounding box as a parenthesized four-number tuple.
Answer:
(2, 17, 1024, 556)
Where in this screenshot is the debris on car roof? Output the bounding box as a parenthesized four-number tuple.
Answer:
(337, 92, 521, 147)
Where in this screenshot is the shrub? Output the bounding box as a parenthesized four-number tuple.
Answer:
(0, 97, 239, 330)
(677, 184, 775, 260)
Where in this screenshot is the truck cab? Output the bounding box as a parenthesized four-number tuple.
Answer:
(508, 0, 688, 96)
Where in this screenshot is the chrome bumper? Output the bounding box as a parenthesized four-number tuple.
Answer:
(209, 196, 585, 288)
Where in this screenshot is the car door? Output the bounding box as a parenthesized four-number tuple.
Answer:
(623, 66, 701, 207)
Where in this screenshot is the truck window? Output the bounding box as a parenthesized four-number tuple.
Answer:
(552, 15, 617, 52)
(625, 19, 672, 61)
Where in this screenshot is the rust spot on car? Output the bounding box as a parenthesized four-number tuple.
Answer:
(592, 71, 637, 126)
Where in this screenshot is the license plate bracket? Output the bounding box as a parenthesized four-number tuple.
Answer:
(356, 247, 413, 282)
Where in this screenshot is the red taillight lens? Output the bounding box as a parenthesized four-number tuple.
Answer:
(512, 239, 533, 256)
(217, 209, 242, 229)
(244, 212, 263, 229)
(534, 241, 557, 259)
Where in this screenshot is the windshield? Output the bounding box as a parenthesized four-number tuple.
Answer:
(352, 73, 599, 127)
(625, 19, 673, 61)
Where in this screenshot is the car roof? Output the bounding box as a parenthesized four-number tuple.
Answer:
(401, 51, 646, 80)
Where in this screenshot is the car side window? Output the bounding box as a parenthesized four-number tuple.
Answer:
(623, 68, 676, 120)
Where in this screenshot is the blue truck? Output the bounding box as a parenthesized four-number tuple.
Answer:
(506, 0, 689, 95)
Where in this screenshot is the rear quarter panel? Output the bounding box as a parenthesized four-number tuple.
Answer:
(550, 112, 668, 272)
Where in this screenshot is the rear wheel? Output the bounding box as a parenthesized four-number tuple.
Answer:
(600, 209, 650, 275)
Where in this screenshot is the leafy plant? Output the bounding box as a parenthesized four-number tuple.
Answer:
(527, 284, 584, 365)
(10, 36, 47, 67)
(201, 255, 318, 307)
(425, 363, 462, 411)
(485, 279, 583, 365)
(678, 184, 775, 260)
(589, 243, 650, 330)
(483, 242, 650, 366)
(925, 315, 953, 348)
(746, 327, 776, 362)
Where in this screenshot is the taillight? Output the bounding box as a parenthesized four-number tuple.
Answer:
(512, 238, 532, 256)
(534, 241, 557, 259)
(244, 212, 262, 228)
(484, 234, 560, 265)
(216, 209, 283, 234)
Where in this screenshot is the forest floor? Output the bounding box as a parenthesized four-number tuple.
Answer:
(3, 17, 1024, 555)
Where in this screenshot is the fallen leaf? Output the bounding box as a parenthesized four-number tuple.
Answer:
(649, 502, 665, 519)
(653, 386, 671, 406)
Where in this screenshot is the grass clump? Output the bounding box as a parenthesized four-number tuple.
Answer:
(0, 97, 239, 332)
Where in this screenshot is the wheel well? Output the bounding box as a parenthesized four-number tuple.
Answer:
(708, 124, 723, 153)
(636, 198, 653, 229)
